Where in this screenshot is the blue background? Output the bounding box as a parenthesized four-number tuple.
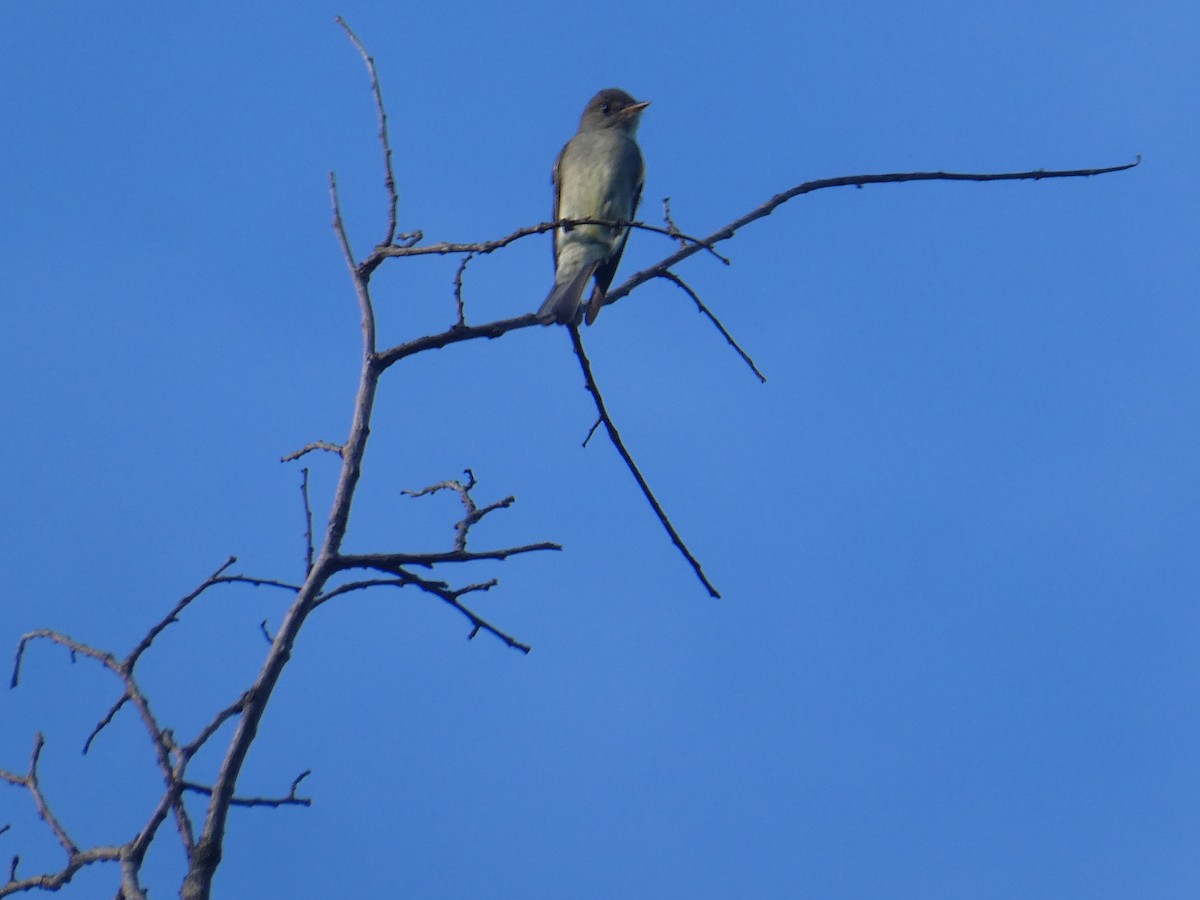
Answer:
(2, 3, 1196, 897)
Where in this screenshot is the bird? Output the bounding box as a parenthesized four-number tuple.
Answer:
(536, 88, 649, 326)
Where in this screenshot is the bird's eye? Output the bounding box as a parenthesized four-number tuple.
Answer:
(600, 102, 611, 114)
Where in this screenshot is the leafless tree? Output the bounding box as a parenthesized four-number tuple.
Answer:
(0, 19, 1137, 900)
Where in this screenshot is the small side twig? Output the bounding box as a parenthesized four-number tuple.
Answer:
(662, 197, 692, 252)
(582, 418, 602, 448)
(82, 694, 130, 756)
(567, 325, 720, 598)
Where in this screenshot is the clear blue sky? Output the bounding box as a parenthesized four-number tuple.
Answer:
(2, 3, 1196, 898)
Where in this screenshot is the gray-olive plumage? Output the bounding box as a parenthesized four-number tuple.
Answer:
(536, 88, 649, 326)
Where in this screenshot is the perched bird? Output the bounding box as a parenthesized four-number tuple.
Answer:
(536, 88, 649, 326)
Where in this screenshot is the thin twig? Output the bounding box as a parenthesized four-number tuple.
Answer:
(453, 253, 474, 326)
(281, 441, 344, 462)
(314, 578, 410, 606)
(568, 325, 720, 598)
(657, 270, 766, 383)
(582, 418, 602, 448)
(213, 575, 304, 593)
(368, 217, 729, 273)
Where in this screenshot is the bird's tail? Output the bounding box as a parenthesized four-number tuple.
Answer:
(536, 259, 598, 326)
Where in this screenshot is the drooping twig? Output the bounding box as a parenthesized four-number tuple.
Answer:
(83, 694, 130, 756)
(344, 563, 532, 653)
(567, 325, 721, 598)
(657, 270, 766, 383)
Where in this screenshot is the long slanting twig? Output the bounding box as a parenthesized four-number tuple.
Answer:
(335, 16, 398, 247)
(567, 325, 721, 598)
(594, 160, 1141, 313)
(657, 269, 766, 383)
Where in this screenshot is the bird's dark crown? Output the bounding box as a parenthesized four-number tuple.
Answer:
(579, 88, 647, 130)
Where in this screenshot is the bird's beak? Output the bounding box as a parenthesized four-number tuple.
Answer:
(625, 100, 651, 116)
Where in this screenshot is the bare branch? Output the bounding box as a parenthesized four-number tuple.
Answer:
(373, 161, 1138, 366)
(5, 18, 1136, 895)
(567, 325, 721, 598)
(657, 270, 766, 383)
(0, 735, 135, 895)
